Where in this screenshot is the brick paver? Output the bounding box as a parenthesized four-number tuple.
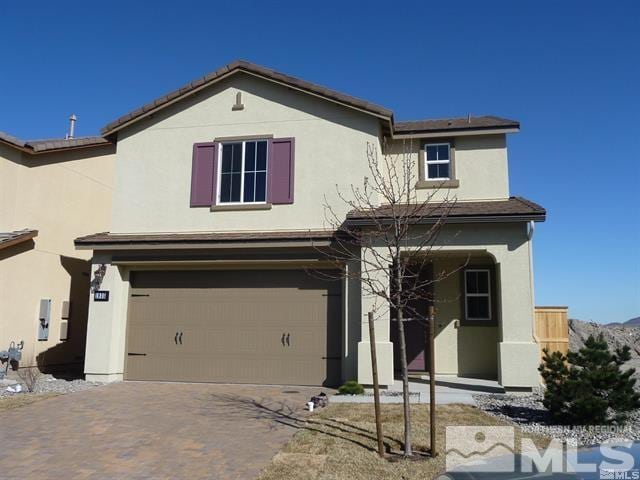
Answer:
(0, 382, 326, 479)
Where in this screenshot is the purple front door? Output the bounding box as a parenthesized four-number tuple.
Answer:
(390, 263, 433, 372)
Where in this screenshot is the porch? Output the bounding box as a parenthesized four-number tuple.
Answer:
(354, 223, 541, 390)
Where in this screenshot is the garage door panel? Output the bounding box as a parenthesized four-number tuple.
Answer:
(125, 269, 342, 386)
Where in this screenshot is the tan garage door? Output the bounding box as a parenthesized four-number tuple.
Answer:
(125, 269, 342, 386)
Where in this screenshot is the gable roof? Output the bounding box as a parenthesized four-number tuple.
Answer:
(101, 60, 395, 136)
(0, 131, 112, 155)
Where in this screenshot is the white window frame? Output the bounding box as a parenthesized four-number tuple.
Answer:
(425, 142, 451, 180)
(464, 269, 492, 321)
(216, 140, 269, 205)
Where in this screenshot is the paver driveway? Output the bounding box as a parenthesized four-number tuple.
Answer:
(0, 381, 327, 479)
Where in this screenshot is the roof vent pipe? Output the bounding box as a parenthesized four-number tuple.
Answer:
(66, 114, 77, 139)
(467, 113, 471, 124)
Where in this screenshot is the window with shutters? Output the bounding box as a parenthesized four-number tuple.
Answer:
(218, 140, 268, 204)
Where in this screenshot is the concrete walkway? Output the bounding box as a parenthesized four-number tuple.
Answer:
(331, 375, 504, 405)
(0, 381, 324, 480)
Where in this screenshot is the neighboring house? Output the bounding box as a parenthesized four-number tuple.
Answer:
(0, 133, 115, 371)
(73, 60, 545, 389)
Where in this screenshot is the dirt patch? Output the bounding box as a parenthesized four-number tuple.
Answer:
(0, 393, 58, 411)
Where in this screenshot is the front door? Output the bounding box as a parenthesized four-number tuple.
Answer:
(390, 263, 433, 372)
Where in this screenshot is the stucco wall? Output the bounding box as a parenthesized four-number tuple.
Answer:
(111, 73, 382, 233)
(384, 134, 510, 202)
(0, 145, 116, 367)
(357, 222, 540, 388)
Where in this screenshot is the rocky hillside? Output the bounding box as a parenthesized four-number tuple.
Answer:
(569, 318, 640, 382)
(569, 318, 640, 357)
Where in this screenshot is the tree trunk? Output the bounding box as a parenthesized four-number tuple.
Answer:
(427, 305, 437, 457)
(368, 311, 385, 457)
(395, 261, 412, 456)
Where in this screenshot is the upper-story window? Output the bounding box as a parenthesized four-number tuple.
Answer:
(218, 140, 268, 204)
(425, 143, 451, 180)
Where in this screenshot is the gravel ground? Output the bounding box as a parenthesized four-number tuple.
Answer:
(474, 392, 640, 446)
(0, 374, 102, 397)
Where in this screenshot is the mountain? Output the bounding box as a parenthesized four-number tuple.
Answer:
(605, 316, 640, 328)
(625, 316, 640, 327)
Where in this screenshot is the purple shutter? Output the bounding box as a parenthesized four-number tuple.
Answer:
(190, 142, 217, 207)
(268, 138, 295, 204)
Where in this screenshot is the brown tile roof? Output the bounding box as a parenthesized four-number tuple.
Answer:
(27, 136, 111, 152)
(0, 131, 112, 155)
(346, 197, 545, 223)
(0, 131, 27, 149)
(102, 60, 394, 135)
(75, 229, 337, 247)
(0, 229, 38, 250)
(394, 116, 520, 134)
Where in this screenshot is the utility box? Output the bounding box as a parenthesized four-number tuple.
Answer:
(38, 299, 51, 341)
(60, 321, 69, 341)
(61, 300, 71, 319)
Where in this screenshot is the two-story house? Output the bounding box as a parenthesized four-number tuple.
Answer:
(0, 132, 115, 371)
(74, 61, 545, 389)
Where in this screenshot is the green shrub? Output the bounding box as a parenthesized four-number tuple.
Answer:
(539, 334, 640, 425)
(338, 380, 365, 395)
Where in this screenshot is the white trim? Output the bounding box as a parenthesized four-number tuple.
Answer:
(424, 142, 451, 180)
(216, 139, 269, 205)
(464, 268, 492, 321)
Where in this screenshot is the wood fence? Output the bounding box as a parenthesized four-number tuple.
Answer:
(534, 306, 569, 360)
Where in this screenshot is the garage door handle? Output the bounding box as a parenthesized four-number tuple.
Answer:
(281, 333, 286, 347)
(174, 332, 178, 344)
(178, 332, 183, 345)
(128, 352, 147, 356)
(286, 333, 290, 347)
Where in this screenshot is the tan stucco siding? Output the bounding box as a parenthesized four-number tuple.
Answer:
(432, 256, 499, 378)
(0, 146, 115, 367)
(385, 134, 510, 202)
(0, 144, 21, 232)
(357, 222, 539, 388)
(111, 73, 382, 233)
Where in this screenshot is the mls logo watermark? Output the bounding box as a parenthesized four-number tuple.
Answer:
(445, 426, 640, 478)
(445, 426, 515, 472)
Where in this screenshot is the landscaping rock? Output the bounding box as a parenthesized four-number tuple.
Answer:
(0, 374, 102, 397)
(474, 392, 640, 446)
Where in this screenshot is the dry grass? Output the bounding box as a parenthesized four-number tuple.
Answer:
(0, 393, 58, 412)
(257, 403, 549, 480)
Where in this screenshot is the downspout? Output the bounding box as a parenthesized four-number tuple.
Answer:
(527, 221, 538, 343)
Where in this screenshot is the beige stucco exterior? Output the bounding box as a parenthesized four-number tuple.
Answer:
(75, 70, 542, 389)
(384, 134, 510, 202)
(356, 223, 539, 388)
(111, 73, 381, 234)
(0, 143, 115, 368)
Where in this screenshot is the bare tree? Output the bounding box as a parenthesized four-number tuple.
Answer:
(318, 140, 464, 457)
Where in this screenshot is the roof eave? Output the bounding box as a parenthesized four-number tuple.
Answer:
(0, 230, 38, 250)
(391, 126, 520, 139)
(346, 213, 546, 226)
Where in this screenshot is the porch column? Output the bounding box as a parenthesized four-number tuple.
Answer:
(84, 253, 129, 382)
(493, 239, 541, 389)
(356, 246, 395, 386)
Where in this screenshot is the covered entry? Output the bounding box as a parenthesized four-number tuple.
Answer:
(125, 269, 342, 386)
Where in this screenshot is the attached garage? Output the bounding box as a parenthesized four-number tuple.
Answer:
(124, 269, 342, 386)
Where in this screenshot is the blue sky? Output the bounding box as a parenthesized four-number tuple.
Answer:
(1, 1, 638, 323)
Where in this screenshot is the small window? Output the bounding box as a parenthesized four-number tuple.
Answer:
(464, 269, 491, 321)
(425, 143, 450, 180)
(219, 140, 268, 204)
